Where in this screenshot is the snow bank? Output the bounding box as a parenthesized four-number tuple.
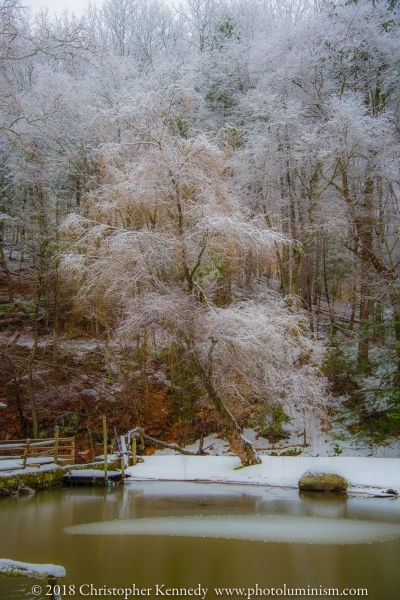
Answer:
(124, 455, 400, 492)
(0, 558, 66, 579)
(0, 463, 62, 477)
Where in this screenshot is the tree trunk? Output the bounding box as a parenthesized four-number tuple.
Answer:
(191, 345, 260, 466)
(27, 296, 39, 439)
(52, 260, 60, 363)
(0, 241, 14, 304)
(388, 290, 400, 386)
(357, 176, 374, 366)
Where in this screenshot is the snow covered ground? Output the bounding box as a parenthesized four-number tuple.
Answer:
(0, 457, 56, 472)
(241, 414, 400, 458)
(0, 462, 62, 477)
(157, 412, 400, 459)
(125, 454, 400, 495)
(1, 445, 399, 497)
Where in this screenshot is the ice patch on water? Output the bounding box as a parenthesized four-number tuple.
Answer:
(64, 514, 400, 545)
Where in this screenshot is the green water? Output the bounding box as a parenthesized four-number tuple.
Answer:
(0, 482, 399, 600)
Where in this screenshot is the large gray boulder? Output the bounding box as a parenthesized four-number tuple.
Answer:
(298, 471, 348, 492)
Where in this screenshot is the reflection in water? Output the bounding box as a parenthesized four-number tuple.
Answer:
(64, 514, 400, 545)
(0, 483, 400, 600)
(0, 577, 43, 600)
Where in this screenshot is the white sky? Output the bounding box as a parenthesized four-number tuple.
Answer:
(26, 0, 178, 18)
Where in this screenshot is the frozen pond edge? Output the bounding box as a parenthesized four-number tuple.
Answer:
(124, 455, 400, 497)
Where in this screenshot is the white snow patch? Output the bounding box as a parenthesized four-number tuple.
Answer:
(124, 455, 400, 493)
(0, 463, 62, 476)
(0, 559, 66, 579)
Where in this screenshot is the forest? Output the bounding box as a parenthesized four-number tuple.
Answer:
(0, 0, 399, 464)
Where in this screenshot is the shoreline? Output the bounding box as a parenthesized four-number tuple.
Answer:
(1, 455, 399, 498)
(124, 455, 400, 496)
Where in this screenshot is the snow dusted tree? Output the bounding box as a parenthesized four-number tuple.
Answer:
(101, 0, 181, 66)
(178, 0, 225, 53)
(0, 0, 96, 437)
(101, 0, 137, 57)
(319, 96, 400, 367)
(5, 0, 400, 450)
(59, 87, 328, 464)
(232, 0, 400, 424)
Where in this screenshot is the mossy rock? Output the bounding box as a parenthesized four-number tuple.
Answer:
(0, 467, 65, 496)
(298, 471, 348, 492)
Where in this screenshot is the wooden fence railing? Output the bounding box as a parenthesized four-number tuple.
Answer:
(0, 430, 75, 468)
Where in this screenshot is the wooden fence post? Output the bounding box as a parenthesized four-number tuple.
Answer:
(46, 577, 61, 600)
(132, 438, 137, 466)
(22, 439, 31, 469)
(103, 416, 108, 484)
(54, 426, 59, 465)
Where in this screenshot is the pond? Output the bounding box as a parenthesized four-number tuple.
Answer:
(0, 482, 399, 600)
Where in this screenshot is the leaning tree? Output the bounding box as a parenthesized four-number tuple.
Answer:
(60, 88, 328, 465)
